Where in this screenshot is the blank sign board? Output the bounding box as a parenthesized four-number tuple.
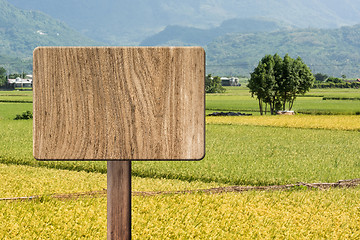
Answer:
(33, 47, 205, 160)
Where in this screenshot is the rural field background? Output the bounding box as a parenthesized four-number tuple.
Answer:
(1, 87, 360, 239)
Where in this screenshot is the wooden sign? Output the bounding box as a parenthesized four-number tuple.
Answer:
(33, 47, 205, 160)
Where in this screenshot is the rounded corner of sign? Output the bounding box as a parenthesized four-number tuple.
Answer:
(196, 47, 206, 55)
(33, 46, 42, 56)
(193, 152, 205, 161)
(33, 154, 45, 161)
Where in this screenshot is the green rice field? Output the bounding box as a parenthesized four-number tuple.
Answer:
(206, 87, 360, 115)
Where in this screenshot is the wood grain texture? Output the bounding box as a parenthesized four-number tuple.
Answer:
(33, 47, 205, 160)
(107, 161, 131, 239)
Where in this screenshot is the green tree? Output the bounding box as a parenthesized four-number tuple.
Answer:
(285, 57, 314, 110)
(9, 73, 26, 79)
(205, 74, 226, 93)
(327, 77, 344, 83)
(248, 55, 277, 115)
(314, 73, 328, 82)
(248, 54, 314, 115)
(0, 67, 6, 87)
(248, 61, 266, 115)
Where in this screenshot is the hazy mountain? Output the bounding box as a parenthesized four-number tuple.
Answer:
(140, 18, 291, 46)
(3, 0, 360, 77)
(0, 0, 99, 73)
(7, 0, 360, 45)
(206, 24, 360, 78)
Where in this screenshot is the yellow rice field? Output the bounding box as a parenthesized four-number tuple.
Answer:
(207, 115, 360, 131)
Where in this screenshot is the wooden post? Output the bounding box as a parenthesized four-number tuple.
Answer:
(107, 161, 131, 240)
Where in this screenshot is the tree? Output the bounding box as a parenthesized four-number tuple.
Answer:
(9, 73, 26, 79)
(248, 54, 280, 115)
(0, 67, 6, 87)
(205, 74, 226, 93)
(314, 73, 328, 82)
(286, 57, 314, 110)
(248, 54, 314, 115)
(327, 77, 344, 83)
(248, 61, 266, 115)
(0, 67, 6, 76)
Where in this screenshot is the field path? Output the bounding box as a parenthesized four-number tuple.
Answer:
(1, 179, 359, 201)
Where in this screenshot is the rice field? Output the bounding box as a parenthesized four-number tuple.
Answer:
(1, 163, 360, 239)
(206, 86, 360, 115)
(2, 118, 360, 186)
(207, 114, 360, 131)
(0, 91, 33, 103)
(1, 88, 360, 239)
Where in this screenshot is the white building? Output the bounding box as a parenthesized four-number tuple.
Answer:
(7, 77, 33, 88)
(220, 77, 240, 86)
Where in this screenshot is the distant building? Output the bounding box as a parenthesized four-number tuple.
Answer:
(7, 77, 33, 89)
(220, 77, 240, 86)
(277, 110, 295, 115)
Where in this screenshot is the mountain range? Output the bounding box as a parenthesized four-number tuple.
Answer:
(0, 0, 98, 72)
(2, 0, 360, 77)
(206, 25, 360, 77)
(140, 18, 290, 46)
(7, 0, 360, 45)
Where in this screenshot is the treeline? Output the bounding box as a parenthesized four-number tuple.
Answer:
(0, 67, 6, 86)
(205, 74, 226, 93)
(312, 82, 360, 88)
(0, 67, 29, 88)
(312, 73, 360, 88)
